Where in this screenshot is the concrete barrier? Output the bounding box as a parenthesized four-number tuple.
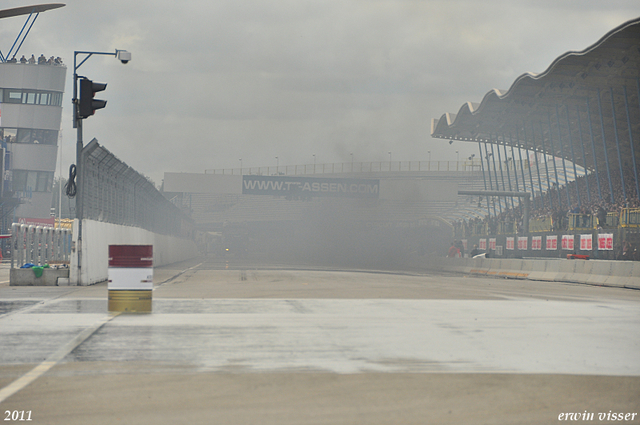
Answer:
(496, 259, 529, 279)
(555, 260, 578, 282)
(10, 268, 70, 286)
(411, 255, 639, 289)
(70, 219, 199, 286)
(570, 260, 594, 284)
(605, 261, 636, 288)
(527, 260, 547, 281)
(468, 257, 491, 276)
(586, 262, 613, 286)
(537, 259, 559, 282)
(627, 263, 640, 289)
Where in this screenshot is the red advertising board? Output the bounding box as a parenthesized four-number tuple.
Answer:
(598, 233, 613, 250)
(531, 236, 542, 250)
(546, 235, 557, 250)
(580, 234, 592, 251)
(517, 236, 528, 250)
(562, 235, 574, 250)
(506, 237, 514, 250)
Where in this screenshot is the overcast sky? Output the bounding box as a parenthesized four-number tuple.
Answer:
(2, 0, 640, 184)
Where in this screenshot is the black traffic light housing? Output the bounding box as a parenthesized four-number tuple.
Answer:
(78, 77, 107, 119)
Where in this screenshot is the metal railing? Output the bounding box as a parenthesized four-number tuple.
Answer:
(11, 224, 71, 268)
(621, 208, 640, 227)
(568, 214, 595, 231)
(205, 160, 483, 176)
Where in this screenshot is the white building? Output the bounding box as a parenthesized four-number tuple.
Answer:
(0, 58, 66, 226)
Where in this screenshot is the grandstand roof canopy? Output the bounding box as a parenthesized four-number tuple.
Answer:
(431, 17, 640, 173)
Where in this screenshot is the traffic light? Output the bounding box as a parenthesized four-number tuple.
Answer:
(78, 77, 107, 119)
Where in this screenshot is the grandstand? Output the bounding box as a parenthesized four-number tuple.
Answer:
(431, 17, 640, 260)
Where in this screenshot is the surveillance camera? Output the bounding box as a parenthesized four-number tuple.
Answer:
(116, 50, 131, 64)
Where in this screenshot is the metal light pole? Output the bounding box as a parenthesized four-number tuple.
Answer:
(71, 49, 130, 285)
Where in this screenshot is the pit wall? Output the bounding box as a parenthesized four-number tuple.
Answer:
(409, 256, 640, 290)
(70, 219, 198, 286)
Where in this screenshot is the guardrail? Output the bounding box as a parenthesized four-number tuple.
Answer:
(10, 223, 72, 268)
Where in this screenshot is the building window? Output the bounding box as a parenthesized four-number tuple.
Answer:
(1, 88, 63, 106)
(12, 170, 53, 193)
(1, 128, 57, 145)
(1, 128, 17, 144)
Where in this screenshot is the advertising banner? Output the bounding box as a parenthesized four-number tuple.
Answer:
(242, 175, 379, 199)
(580, 234, 593, 251)
(506, 237, 514, 250)
(531, 236, 542, 250)
(479, 239, 486, 250)
(546, 235, 557, 250)
(562, 235, 574, 250)
(598, 233, 614, 250)
(517, 236, 528, 250)
(17, 217, 55, 227)
(489, 238, 496, 250)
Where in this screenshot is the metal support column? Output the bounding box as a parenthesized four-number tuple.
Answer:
(624, 84, 639, 199)
(586, 97, 603, 200)
(519, 126, 537, 210)
(564, 104, 580, 206)
(508, 134, 522, 212)
(531, 122, 545, 209)
(546, 112, 563, 209)
(575, 104, 591, 203)
(484, 142, 498, 216)
(597, 88, 615, 203)
(555, 104, 571, 207)
(489, 140, 502, 214)
(539, 121, 554, 209)
(501, 138, 515, 209)
(496, 137, 511, 209)
(609, 87, 626, 200)
(478, 142, 491, 218)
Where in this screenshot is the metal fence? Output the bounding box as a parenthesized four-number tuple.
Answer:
(11, 224, 71, 268)
(80, 139, 193, 238)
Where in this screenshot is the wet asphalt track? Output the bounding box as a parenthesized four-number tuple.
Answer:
(1, 258, 639, 424)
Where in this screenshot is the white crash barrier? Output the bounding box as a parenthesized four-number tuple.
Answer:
(71, 219, 198, 286)
(416, 256, 639, 289)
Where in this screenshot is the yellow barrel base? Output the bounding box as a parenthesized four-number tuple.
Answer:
(108, 290, 152, 313)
